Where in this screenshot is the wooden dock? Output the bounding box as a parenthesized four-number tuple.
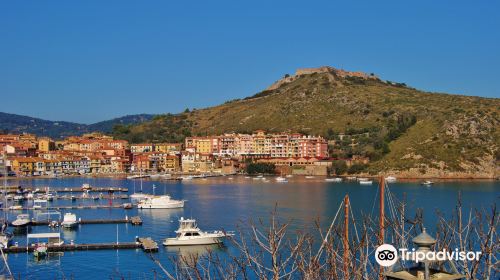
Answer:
(130, 216, 143, 225)
(5, 187, 128, 194)
(3, 204, 134, 211)
(3, 236, 157, 253)
(22, 216, 143, 226)
(138, 237, 158, 252)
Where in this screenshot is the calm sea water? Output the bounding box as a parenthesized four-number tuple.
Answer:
(2, 176, 499, 279)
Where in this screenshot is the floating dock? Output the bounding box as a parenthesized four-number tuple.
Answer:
(5, 187, 128, 194)
(138, 237, 158, 252)
(14, 216, 143, 226)
(3, 237, 156, 253)
(3, 204, 134, 211)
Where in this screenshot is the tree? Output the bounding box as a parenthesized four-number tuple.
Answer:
(331, 160, 347, 175)
(246, 163, 276, 175)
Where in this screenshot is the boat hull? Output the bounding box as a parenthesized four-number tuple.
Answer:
(163, 236, 223, 246)
(138, 201, 184, 209)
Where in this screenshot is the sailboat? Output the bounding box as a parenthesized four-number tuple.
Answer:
(0, 154, 12, 248)
(130, 169, 150, 201)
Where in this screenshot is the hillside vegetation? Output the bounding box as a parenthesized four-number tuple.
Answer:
(115, 66, 499, 177)
(0, 112, 154, 139)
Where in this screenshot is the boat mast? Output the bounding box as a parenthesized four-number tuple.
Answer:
(379, 176, 385, 280)
(343, 195, 350, 279)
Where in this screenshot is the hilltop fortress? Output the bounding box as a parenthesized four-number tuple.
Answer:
(267, 66, 379, 90)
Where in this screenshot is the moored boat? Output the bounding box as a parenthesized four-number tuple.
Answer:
(61, 213, 78, 229)
(385, 176, 397, 183)
(33, 243, 48, 259)
(359, 180, 373, 185)
(12, 214, 31, 227)
(325, 177, 342, 182)
(421, 180, 434, 186)
(276, 177, 288, 182)
(163, 217, 234, 246)
(137, 195, 184, 209)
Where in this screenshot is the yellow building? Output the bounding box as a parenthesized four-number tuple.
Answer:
(9, 157, 36, 175)
(38, 138, 55, 152)
(154, 143, 182, 153)
(160, 155, 180, 171)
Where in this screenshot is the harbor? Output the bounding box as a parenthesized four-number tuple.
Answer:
(0, 176, 497, 279)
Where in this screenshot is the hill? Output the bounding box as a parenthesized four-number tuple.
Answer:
(0, 112, 154, 139)
(115, 66, 499, 177)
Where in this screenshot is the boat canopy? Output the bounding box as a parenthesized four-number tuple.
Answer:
(27, 233, 60, 239)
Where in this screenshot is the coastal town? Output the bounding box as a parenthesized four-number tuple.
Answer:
(0, 131, 369, 177)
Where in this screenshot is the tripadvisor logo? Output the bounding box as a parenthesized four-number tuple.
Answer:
(375, 244, 398, 267)
(375, 244, 482, 267)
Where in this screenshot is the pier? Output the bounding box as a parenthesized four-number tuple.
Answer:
(4, 186, 128, 194)
(3, 204, 134, 211)
(3, 237, 156, 253)
(138, 237, 158, 252)
(17, 216, 143, 226)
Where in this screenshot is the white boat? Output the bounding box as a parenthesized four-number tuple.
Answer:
(33, 199, 48, 210)
(325, 178, 342, 182)
(305, 176, 314, 179)
(421, 180, 434, 186)
(137, 195, 184, 209)
(359, 180, 373, 185)
(285, 174, 293, 178)
(8, 205, 22, 210)
(150, 174, 161, 180)
(180, 176, 193, 180)
(130, 192, 151, 200)
(385, 176, 397, 183)
(61, 213, 78, 229)
(0, 232, 12, 248)
(13, 195, 24, 202)
(12, 214, 31, 227)
(5, 194, 13, 200)
(163, 217, 234, 246)
(276, 177, 288, 182)
(127, 174, 151, 179)
(81, 183, 92, 190)
(34, 243, 48, 259)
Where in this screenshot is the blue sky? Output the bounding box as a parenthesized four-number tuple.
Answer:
(1, 1, 499, 124)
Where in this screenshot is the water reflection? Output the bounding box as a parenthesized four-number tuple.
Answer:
(165, 243, 228, 264)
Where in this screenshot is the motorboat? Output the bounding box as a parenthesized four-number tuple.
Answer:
(8, 205, 22, 210)
(385, 176, 397, 183)
(285, 174, 293, 178)
(33, 243, 48, 259)
(12, 214, 31, 227)
(276, 177, 288, 182)
(61, 213, 78, 229)
(325, 177, 342, 182)
(33, 199, 48, 210)
(305, 176, 314, 179)
(122, 203, 133, 209)
(0, 232, 12, 248)
(130, 192, 151, 200)
(5, 194, 13, 200)
(421, 180, 434, 186)
(46, 193, 55, 201)
(359, 180, 373, 185)
(13, 195, 24, 202)
(81, 183, 92, 190)
(180, 176, 193, 180)
(137, 195, 184, 209)
(163, 217, 234, 246)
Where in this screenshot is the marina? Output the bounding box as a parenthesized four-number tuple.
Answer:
(0, 176, 497, 279)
